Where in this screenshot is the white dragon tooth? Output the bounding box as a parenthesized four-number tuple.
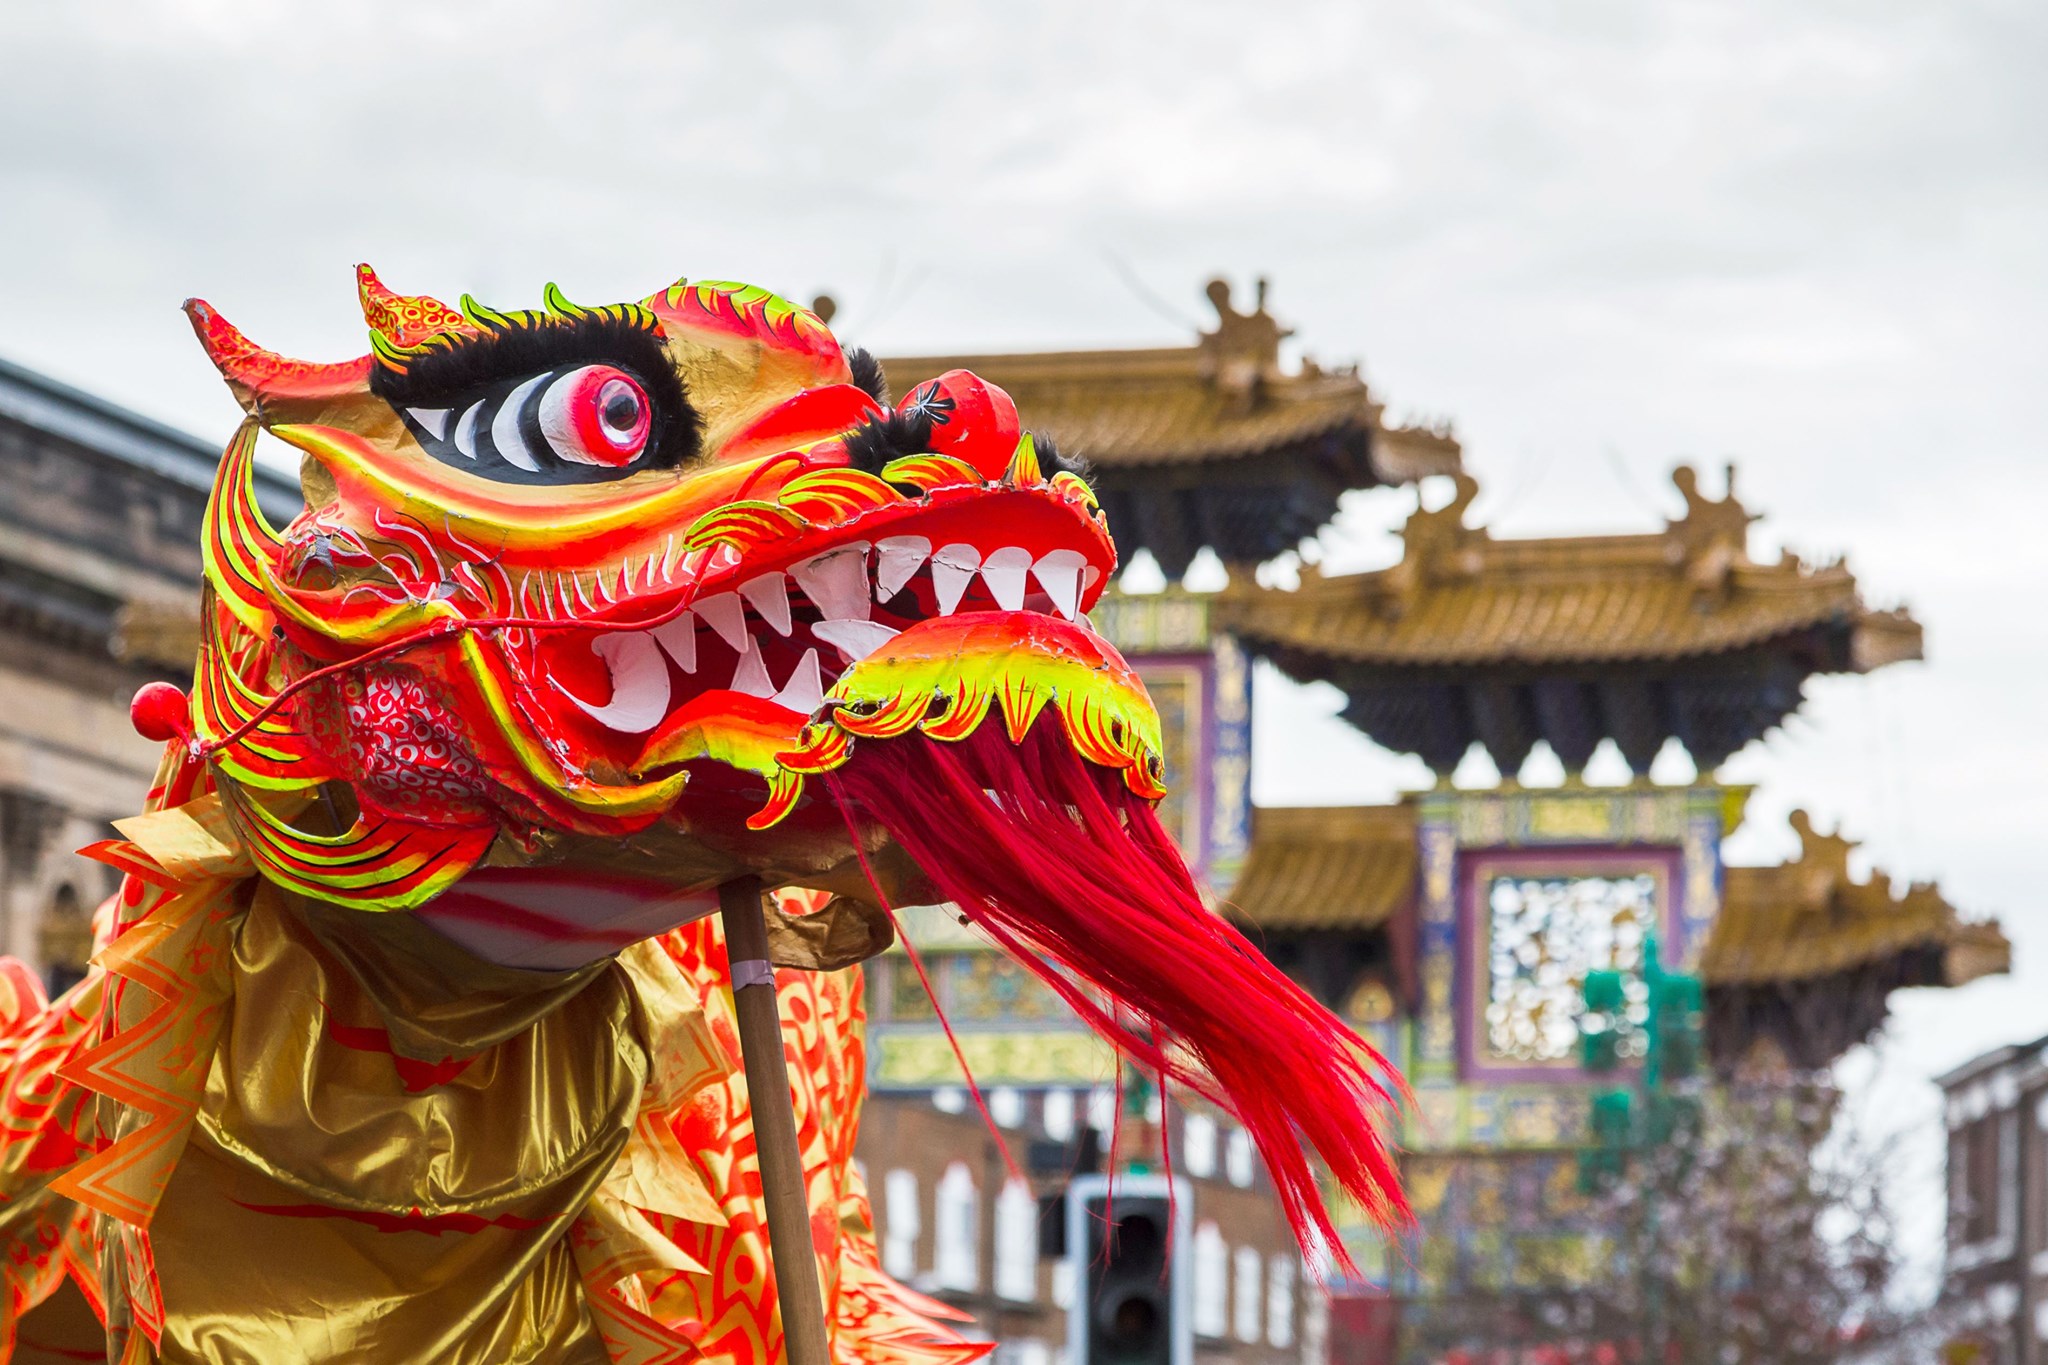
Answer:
(453, 401, 485, 460)
(556, 632, 670, 733)
(930, 543, 982, 616)
(595, 565, 618, 605)
(569, 570, 596, 616)
(491, 374, 549, 472)
(660, 533, 679, 583)
(770, 648, 825, 715)
(980, 546, 1033, 611)
(408, 407, 453, 441)
(790, 542, 872, 621)
(874, 535, 932, 600)
(1032, 549, 1087, 621)
(652, 612, 697, 673)
(813, 619, 901, 665)
(640, 552, 658, 591)
(695, 592, 748, 650)
(740, 572, 793, 636)
(730, 639, 774, 698)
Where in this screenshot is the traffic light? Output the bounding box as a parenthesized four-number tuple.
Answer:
(1066, 1174, 1189, 1365)
(1576, 938, 1708, 1192)
(1647, 970, 1703, 1084)
(1580, 969, 1625, 1073)
(1578, 1088, 1634, 1193)
(1643, 1091, 1702, 1148)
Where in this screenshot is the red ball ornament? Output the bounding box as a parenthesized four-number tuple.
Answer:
(900, 369, 1021, 481)
(130, 681, 192, 744)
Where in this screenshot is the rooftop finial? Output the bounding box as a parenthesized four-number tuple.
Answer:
(1198, 275, 1293, 409)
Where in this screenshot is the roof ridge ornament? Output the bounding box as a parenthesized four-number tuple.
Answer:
(1786, 808, 1857, 890)
(1668, 463, 1759, 600)
(1381, 471, 1486, 613)
(1197, 276, 1293, 412)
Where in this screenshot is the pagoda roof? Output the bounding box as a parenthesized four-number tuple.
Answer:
(1217, 800, 2002, 1074)
(1217, 466, 1922, 775)
(1221, 804, 1416, 932)
(1703, 811, 2009, 1070)
(881, 279, 1459, 578)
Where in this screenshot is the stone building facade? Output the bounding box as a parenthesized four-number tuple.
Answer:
(0, 356, 294, 991)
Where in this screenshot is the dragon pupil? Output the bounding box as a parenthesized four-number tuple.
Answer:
(601, 387, 639, 435)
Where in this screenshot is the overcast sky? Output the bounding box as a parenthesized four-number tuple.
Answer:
(4, 0, 2042, 1286)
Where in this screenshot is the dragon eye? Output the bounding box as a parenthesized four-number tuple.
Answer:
(539, 365, 652, 468)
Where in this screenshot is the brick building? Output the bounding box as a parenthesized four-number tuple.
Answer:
(1938, 1037, 2048, 1362)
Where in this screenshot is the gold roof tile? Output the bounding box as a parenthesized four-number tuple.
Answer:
(1702, 810, 2008, 987)
(1220, 805, 1417, 931)
(881, 279, 1459, 477)
(1217, 467, 1921, 668)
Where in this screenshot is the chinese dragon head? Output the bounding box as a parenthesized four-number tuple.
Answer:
(178, 268, 1157, 961)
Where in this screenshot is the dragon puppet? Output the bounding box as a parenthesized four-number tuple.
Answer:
(0, 269, 1407, 1363)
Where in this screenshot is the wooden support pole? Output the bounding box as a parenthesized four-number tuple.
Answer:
(718, 876, 831, 1365)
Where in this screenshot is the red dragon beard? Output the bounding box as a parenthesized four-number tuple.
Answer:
(826, 723, 1410, 1273)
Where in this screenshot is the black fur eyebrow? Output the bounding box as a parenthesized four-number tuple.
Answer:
(1030, 430, 1092, 484)
(370, 312, 702, 471)
(843, 407, 1094, 489)
(844, 407, 936, 475)
(846, 347, 890, 406)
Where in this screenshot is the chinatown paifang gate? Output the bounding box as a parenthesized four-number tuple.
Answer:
(0, 286, 2008, 1363)
(855, 281, 2009, 1361)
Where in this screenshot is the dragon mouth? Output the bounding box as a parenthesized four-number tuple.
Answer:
(545, 529, 1096, 742)
(511, 464, 1151, 832)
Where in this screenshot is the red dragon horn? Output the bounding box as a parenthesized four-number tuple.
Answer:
(356, 264, 480, 371)
(184, 297, 371, 412)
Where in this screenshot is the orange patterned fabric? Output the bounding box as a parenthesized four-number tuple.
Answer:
(618, 913, 982, 1365)
(0, 752, 989, 1364)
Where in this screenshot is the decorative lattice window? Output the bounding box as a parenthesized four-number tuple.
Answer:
(1481, 872, 1656, 1066)
(951, 952, 1064, 1021)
